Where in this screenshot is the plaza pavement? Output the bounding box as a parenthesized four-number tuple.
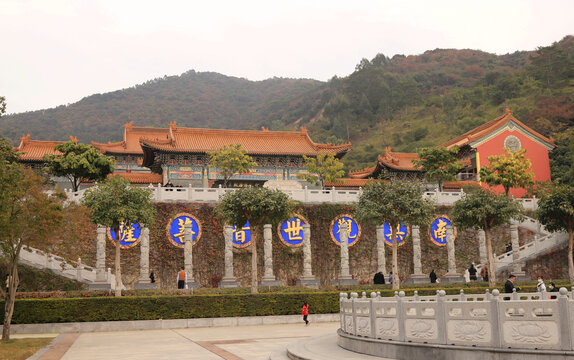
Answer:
(26, 322, 342, 360)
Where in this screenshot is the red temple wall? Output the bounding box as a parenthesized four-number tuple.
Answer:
(476, 128, 551, 198)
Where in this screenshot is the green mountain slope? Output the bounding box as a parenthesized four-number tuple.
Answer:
(1, 36, 573, 178)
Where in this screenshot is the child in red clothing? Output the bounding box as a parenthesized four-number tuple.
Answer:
(302, 302, 309, 326)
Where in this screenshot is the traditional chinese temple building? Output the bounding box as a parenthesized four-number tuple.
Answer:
(329, 109, 555, 196)
(14, 134, 68, 170)
(137, 122, 351, 187)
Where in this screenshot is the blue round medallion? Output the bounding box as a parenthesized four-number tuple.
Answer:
(167, 213, 202, 248)
(330, 214, 361, 247)
(383, 221, 409, 246)
(108, 222, 142, 249)
(232, 221, 251, 248)
(278, 215, 307, 247)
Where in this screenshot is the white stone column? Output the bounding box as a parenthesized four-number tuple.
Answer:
(339, 222, 352, 280)
(184, 223, 198, 288)
(412, 225, 423, 275)
(511, 224, 525, 276)
(220, 225, 240, 288)
(138, 227, 150, 283)
(261, 224, 276, 281)
(376, 225, 387, 274)
(446, 225, 457, 274)
(302, 223, 313, 278)
(95, 225, 107, 282)
(478, 229, 488, 265)
(298, 223, 319, 287)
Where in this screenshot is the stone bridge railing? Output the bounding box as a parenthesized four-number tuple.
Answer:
(339, 288, 574, 355)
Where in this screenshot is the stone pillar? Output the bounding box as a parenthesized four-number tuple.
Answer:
(184, 223, 199, 289)
(135, 227, 155, 289)
(259, 224, 281, 287)
(298, 223, 319, 288)
(478, 229, 488, 265)
(337, 221, 357, 285)
(376, 225, 387, 274)
(89, 225, 112, 290)
(510, 224, 526, 279)
(443, 225, 463, 283)
(220, 225, 240, 287)
(409, 225, 427, 283)
(202, 166, 209, 188)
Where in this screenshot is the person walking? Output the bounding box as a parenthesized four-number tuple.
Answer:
(504, 274, 521, 294)
(429, 269, 437, 283)
(302, 302, 309, 326)
(177, 267, 187, 289)
(468, 263, 477, 281)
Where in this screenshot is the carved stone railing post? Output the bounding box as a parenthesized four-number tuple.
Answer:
(184, 223, 199, 289)
(298, 223, 319, 287)
(559, 287, 572, 350)
(489, 289, 502, 348)
(436, 290, 447, 344)
(259, 224, 280, 287)
(220, 225, 240, 288)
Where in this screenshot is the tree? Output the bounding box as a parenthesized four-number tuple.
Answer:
(44, 141, 115, 192)
(81, 176, 155, 296)
(215, 187, 293, 294)
(479, 148, 534, 196)
(0, 138, 66, 341)
(451, 189, 523, 287)
(207, 144, 257, 188)
(536, 184, 574, 283)
(298, 153, 345, 189)
(413, 146, 464, 191)
(0, 96, 5, 117)
(354, 180, 434, 289)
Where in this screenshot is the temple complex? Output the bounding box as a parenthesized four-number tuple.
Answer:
(329, 109, 555, 196)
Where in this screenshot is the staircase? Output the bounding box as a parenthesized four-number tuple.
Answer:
(18, 246, 119, 290)
(476, 216, 569, 274)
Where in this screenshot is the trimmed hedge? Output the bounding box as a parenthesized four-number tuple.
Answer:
(1, 292, 339, 324)
(2, 283, 568, 325)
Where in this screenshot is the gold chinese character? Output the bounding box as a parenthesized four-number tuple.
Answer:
(385, 224, 406, 242)
(433, 219, 447, 242)
(174, 217, 196, 243)
(337, 218, 357, 239)
(284, 218, 304, 241)
(233, 225, 250, 243)
(119, 222, 136, 243)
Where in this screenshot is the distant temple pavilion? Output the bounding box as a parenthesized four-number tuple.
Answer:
(328, 109, 555, 197)
(94, 122, 351, 187)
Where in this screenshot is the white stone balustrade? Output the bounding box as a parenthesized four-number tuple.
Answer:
(340, 287, 574, 352)
(18, 245, 118, 289)
(66, 186, 473, 206)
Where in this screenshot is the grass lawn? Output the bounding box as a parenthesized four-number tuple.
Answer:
(0, 337, 54, 360)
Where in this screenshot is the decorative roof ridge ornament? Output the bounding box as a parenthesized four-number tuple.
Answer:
(168, 121, 177, 145)
(300, 126, 308, 134)
(124, 121, 134, 129)
(505, 107, 511, 115)
(21, 134, 31, 145)
(261, 126, 269, 131)
(69, 136, 78, 143)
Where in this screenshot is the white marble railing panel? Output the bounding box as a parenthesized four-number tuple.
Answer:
(340, 288, 574, 351)
(498, 299, 562, 350)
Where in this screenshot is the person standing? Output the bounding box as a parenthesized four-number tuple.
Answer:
(536, 276, 546, 292)
(468, 264, 477, 281)
(177, 267, 187, 289)
(480, 264, 488, 282)
(373, 272, 385, 285)
(388, 272, 393, 284)
(429, 269, 437, 283)
(149, 270, 155, 284)
(302, 302, 309, 326)
(504, 274, 521, 294)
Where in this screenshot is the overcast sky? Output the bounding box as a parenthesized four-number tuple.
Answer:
(1, 0, 573, 114)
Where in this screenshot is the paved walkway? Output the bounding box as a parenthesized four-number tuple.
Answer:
(29, 322, 340, 360)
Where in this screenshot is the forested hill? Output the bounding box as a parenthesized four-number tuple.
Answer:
(1, 36, 573, 178)
(0, 71, 326, 144)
